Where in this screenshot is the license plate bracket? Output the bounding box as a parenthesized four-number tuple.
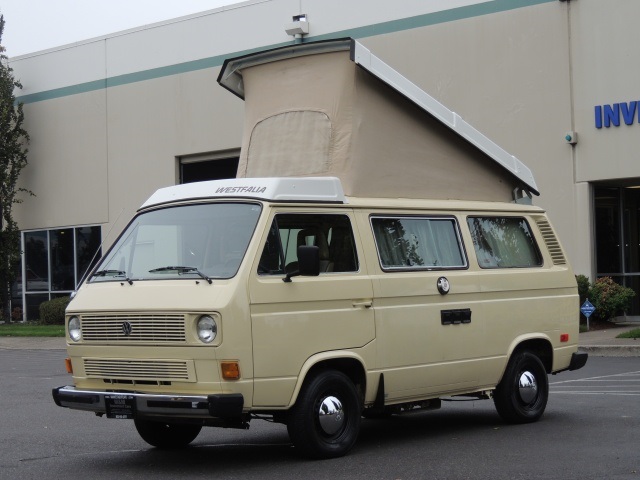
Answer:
(105, 394, 136, 419)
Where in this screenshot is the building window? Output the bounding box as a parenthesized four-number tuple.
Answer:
(595, 185, 640, 315)
(17, 225, 102, 321)
(179, 151, 240, 184)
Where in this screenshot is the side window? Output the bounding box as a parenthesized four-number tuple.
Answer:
(371, 216, 466, 270)
(467, 217, 542, 268)
(258, 214, 358, 275)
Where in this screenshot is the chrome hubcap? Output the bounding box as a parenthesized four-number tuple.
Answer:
(518, 371, 538, 404)
(317, 395, 345, 435)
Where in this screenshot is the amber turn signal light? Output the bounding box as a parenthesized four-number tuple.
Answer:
(221, 361, 240, 380)
(64, 357, 73, 374)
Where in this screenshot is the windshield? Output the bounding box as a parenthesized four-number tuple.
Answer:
(91, 202, 262, 282)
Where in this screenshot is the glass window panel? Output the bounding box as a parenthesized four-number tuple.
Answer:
(50, 229, 75, 291)
(24, 231, 49, 291)
(258, 214, 358, 275)
(595, 187, 621, 274)
(467, 217, 542, 269)
(371, 217, 465, 270)
(24, 293, 49, 321)
(76, 226, 102, 282)
(94, 203, 261, 281)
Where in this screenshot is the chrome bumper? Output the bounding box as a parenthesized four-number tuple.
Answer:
(52, 385, 244, 419)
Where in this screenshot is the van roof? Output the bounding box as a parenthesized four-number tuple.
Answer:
(140, 177, 346, 209)
(140, 177, 543, 213)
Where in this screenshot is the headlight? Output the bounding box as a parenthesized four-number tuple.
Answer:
(197, 315, 218, 343)
(68, 316, 81, 342)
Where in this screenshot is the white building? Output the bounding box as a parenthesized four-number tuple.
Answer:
(8, 0, 640, 319)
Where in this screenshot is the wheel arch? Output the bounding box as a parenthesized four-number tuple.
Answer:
(288, 352, 367, 408)
(506, 335, 554, 375)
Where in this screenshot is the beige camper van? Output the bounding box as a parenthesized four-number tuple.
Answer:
(52, 39, 587, 459)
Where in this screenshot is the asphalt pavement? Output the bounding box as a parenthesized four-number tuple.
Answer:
(0, 324, 639, 355)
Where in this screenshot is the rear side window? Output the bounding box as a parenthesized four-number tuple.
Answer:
(467, 217, 542, 268)
(371, 216, 466, 270)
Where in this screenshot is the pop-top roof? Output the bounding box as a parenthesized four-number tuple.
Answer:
(218, 39, 539, 200)
(140, 177, 346, 209)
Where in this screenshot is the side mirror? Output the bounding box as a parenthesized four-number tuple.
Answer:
(283, 245, 320, 282)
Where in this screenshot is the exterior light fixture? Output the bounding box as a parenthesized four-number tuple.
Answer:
(285, 14, 309, 42)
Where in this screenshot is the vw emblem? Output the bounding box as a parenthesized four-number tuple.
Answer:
(121, 322, 133, 336)
(437, 276, 450, 295)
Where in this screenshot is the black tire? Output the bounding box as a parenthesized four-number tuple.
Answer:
(493, 351, 549, 424)
(287, 370, 361, 459)
(134, 419, 202, 448)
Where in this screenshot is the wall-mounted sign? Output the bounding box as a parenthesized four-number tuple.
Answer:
(594, 102, 638, 128)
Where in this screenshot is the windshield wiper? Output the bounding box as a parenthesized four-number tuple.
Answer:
(149, 266, 213, 284)
(91, 269, 127, 278)
(90, 269, 133, 285)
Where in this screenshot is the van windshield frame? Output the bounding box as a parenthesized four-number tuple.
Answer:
(90, 202, 262, 283)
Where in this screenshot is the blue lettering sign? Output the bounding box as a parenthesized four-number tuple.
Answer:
(621, 101, 637, 125)
(595, 101, 640, 129)
(604, 103, 620, 127)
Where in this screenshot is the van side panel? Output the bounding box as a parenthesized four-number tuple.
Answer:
(248, 209, 375, 407)
(355, 209, 578, 403)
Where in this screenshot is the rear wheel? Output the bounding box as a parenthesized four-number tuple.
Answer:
(287, 370, 361, 459)
(134, 419, 202, 448)
(493, 350, 549, 424)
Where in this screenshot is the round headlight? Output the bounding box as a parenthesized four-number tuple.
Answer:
(68, 316, 81, 342)
(197, 315, 218, 344)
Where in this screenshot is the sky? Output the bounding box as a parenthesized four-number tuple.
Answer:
(0, 0, 246, 57)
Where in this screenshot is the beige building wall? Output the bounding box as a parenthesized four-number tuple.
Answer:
(571, 0, 640, 183)
(103, 69, 245, 238)
(14, 0, 633, 288)
(18, 91, 109, 229)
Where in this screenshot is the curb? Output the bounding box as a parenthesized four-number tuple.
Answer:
(0, 337, 66, 350)
(579, 345, 640, 357)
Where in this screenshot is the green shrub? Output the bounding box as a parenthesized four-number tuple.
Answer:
(576, 274, 590, 305)
(588, 277, 635, 321)
(39, 296, 71, 325)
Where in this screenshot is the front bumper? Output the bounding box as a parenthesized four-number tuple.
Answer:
(52, 385, 244, 419)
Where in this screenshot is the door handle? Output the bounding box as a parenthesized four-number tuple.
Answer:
(353, 300, 372, 309)
(441, 308, 472, 325)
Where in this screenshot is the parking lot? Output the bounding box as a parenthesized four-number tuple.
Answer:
(0, 348, 638, 480)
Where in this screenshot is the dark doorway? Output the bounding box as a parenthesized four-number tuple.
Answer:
(594, 185, 640, 315)
(180, 157, 239, 183)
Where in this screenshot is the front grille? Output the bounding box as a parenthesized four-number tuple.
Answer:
(536, 219, 567, 266)
(80, 314, 186, 343)
(84, 358, 195, 382)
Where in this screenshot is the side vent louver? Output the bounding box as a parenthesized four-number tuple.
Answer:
(536, 219, 567, 266)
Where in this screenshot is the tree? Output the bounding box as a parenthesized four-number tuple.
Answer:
(0, 15, 32, 322)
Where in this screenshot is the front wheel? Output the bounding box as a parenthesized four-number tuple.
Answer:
(287, 370, 361, 459)
(134, 419, 202, 448)
(493, 351, 549, 424)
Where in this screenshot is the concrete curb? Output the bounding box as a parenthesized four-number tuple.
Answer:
(579, 345, 640, 357)
(0, 337, 66, 350)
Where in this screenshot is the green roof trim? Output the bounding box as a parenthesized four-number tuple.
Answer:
(16, 0, 555, 104)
